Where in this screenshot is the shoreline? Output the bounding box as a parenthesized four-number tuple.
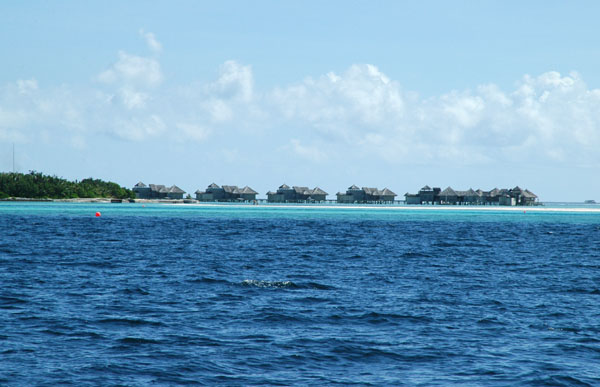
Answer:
(0, 197, 182, 204)
(169, 202, 600, 213)
(1, 197, 599, 213)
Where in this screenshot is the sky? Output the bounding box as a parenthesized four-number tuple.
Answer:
(1, 1, 599, 202)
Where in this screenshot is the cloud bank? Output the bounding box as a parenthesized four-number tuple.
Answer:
(1, 31, 599, 169)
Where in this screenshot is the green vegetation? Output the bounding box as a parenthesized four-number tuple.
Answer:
(0, 171, 135, 199)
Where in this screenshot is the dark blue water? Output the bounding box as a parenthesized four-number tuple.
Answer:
(1, 203, 600, 385)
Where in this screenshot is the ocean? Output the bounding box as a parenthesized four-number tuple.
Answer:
(1, 202, 599, 385)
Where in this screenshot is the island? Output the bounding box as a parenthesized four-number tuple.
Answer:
(0, 171, 135, 200)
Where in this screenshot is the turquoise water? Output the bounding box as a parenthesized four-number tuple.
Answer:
(1, 201, 599, 223)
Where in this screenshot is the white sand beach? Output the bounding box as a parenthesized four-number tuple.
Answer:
(170, 202, 600, 213)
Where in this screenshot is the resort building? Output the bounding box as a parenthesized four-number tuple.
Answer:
(404, 185, 538, 206)
(336, 185, 397, 203)
(132, 182, 186, 199)
(267, 184, 329, 203)
(195, 183, 258, 202)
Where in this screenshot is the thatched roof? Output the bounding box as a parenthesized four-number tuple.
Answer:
(194, 190, 204, 194)
(523, 189, 537, 198)
(380, 188, 396, 196)
(311, 187, 328, 195)
(222, 185, 240, 194)
(348, 184, 360, 190)
(241, 186, 258, 194)
(207, 183, 221, 189)
(149, 184, 165, 192)
(293, 186, 309, 194)
(439, 187, 458, 197)
(169, 185, 185, 194)
(134, 181, 147, 188)
(362, 187, 377, 195)
(149, 184, 167, 193)
(420, 185, 432, 191)
(279, 184, 290, 189)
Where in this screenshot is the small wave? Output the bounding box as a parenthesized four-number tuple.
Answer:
(331, 311, 433, 324)
(0, 296, 27, 304)
(366, 311, 433, 324)
(118, 337, 162, 345)
(557, 343, 600, 355)
(254, 310, 311, 324)
(189, 277, 231, 285)
(531, 375, 594, 386)
(476, 317, 505, 326)
(165, 334, 222, 347)
(240, 279, 334, 290)
(563, 287, 600, 295)
(293, 296, 332, 304)
(433, 241, 460, 247)
(330, 344, 437, 363)
(120, 287, 150, 295)
(68, 331, 103, 339)
(304, 282, 335, 290)
(241, 280, 298, 289)
(401, 251, 433, 259)
(0, 296, 27, 310)
(96, 317, 163, 327)
(40, 329, 67, 336)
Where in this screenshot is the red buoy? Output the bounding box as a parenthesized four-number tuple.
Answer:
(95, 212, 101, 217)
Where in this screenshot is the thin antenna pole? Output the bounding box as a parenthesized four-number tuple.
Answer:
(13, 143, 15, 173)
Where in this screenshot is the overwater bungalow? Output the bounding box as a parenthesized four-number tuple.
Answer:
(195, 183, 258, 202)
(267, 184, 329, 203)
(132, 182, 185, 199)
(336, 185, 397, 204)
(404, 185, 538, 206)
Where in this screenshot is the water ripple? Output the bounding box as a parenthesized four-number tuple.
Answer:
(1, 206, 599, 385)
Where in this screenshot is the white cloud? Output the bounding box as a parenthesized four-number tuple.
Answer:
(119, 87, 149, 109)
(139, 29, 162, 53)
(17, 79, 38, 95)
(0, 107, 29, 129)
(270, 66, 600, 166)
(203, 99, 233, 122)
(2, 54, 600, 169)
(209, 60, 254, 102)
(98, 51, 162, 87)
(113, 115, 166, 141)
(290, 139, 327, 162)
(270, 64, 405, 143)
(176, 123, 211, 142)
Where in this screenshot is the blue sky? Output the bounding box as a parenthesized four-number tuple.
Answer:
(1, 1, 599, 201)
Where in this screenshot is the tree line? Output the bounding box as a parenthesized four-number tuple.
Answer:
(0, 171, 135, 199)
